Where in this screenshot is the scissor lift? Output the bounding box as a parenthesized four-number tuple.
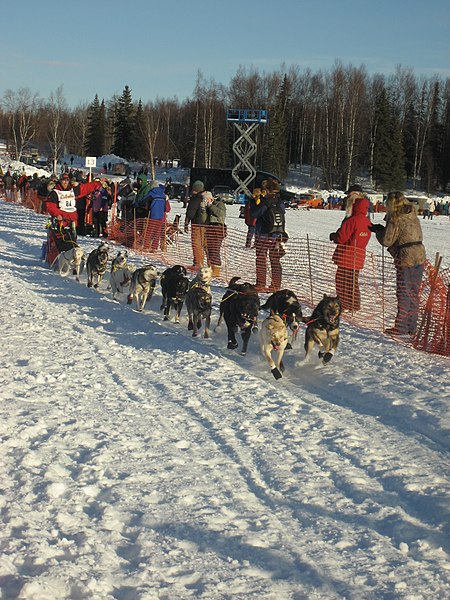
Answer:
(226, 109, 268, 197)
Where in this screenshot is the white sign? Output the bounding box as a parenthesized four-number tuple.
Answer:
(85, 156, 97, 168)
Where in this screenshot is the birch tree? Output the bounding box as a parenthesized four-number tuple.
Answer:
(1, 87, 40, 160)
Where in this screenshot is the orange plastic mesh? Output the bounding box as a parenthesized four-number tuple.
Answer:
(5, 189, 449, 357)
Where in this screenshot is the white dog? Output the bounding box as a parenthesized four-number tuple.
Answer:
(110, 250, 128, 274)
(189, 265, 213, 293)
(260, 314, 288, 379)
(52, 246, 86, 282)
(109, 266, 136, 301)
(108, 250, 129, 291)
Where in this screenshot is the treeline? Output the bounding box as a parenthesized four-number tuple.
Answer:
(1, 64, 449, 192)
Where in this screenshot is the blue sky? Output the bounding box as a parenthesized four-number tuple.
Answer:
(2, 0, 449, 107)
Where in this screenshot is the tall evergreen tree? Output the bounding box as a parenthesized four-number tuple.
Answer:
(133, 100, 147, 162)
(373, 89, 406, 190)
(423, 81, 443, 193)
(85, 94, 105, 157)
(264, 75, 290, 178)
(112, 85, 136, 160)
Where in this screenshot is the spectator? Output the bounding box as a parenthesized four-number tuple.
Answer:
(184, 180, 208, 269)
(90, 182, 111, 237)
(371, 192, 426, 335)
(244, 189, 260, 248)
(2, 169, 14, 200)
(131, 174, 151, 219)
(17, 171, 29, 200)
(329, 185, 372, 312)
(146, 180, 170, 251)
(205, 191, 227, 277)
(74, 175, 89, 236)
(425, 199, 436, 220)
(250, 178, 287, 292)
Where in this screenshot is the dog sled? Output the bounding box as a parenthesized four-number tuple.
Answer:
(44, 217, 78, 266)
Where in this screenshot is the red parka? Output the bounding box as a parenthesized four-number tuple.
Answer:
(46, 179, 102, 224)
(332, 197, 371, 270)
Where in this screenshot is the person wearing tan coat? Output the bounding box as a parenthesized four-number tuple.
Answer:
(371, 191, 426, 335)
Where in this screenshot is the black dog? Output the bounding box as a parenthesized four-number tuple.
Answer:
(160, 265, 189, 323)
(186, 281, 212, 338)
(260, 289, 303, 349)
(86, 243, 109, 288)
(304, 294, 342, 363)
(216, 277, 260, 355)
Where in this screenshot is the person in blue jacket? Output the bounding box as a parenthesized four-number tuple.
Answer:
(146, 180, 170, 251)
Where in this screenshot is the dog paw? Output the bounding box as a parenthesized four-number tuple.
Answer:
(271, 367, 282, 380)
(322, 352, 333, 363)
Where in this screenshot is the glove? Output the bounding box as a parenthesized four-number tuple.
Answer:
(369, 223, 385, 233)
(329, 232, 338, 242)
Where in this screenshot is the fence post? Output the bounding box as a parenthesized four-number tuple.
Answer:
(306, 234, 314, 304)
(351, 239, 357, 315)
(381, 246, 385, 331)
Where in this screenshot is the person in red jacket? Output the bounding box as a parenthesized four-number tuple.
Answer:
(329, 191, 372, 312)
(45, 173, 102, 264)
(46, 173, 102, 225)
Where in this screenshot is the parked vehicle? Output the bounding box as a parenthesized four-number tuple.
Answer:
(212, 185, 235, 205)
(299, 193, 323, 208)
(166, 182, 188, 206)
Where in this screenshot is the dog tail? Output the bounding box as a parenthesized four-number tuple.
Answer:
(228, 276, 241, 288)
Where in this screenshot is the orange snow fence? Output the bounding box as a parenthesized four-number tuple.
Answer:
(5, 188, 450, 358)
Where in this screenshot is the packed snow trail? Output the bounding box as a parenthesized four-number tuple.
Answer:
(0, 200, 449, 599)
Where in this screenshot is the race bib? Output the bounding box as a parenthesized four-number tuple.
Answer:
(55, 189, 77, 212)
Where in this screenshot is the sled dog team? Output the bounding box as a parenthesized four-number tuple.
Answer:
(51, 241, 342, 380)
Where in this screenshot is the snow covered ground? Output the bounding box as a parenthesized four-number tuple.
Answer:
(0, 191, 449, 599)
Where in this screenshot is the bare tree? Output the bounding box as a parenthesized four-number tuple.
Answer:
(411, 77, 439, 189)
(138, 102, 160, 179)
(70, 102, 89, 156)
(46, 85, 69, 175)
(1, 87, 41, 160)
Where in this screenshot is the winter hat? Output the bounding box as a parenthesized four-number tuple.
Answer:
(149, 180, 160, 190)
(192, 180, 204, 193)
(262, 178, 281, 193)
(346, 184, 363, 195)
